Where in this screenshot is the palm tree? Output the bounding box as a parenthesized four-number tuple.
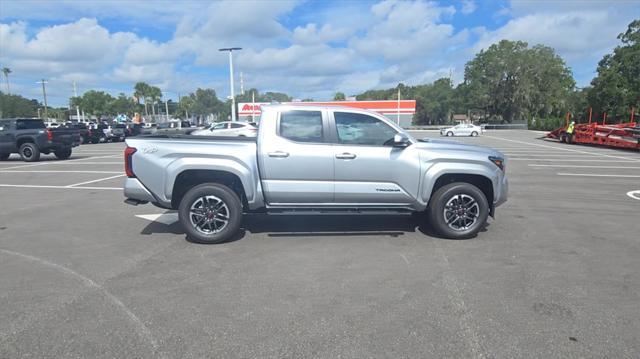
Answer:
(148, 86, 162, 117)
(134, 82, 151, 116)
(2, 67, 11, 94)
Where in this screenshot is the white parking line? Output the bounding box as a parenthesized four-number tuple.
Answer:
(508, 159, 636, 162)
(485, 135, 640, 162)
(507, 154, 602, 157)
(557, 173, 640, 178)
(0, 184, 121, 190)
(66, 174, 125, 187)
(0, 170, 123, 174)
(529, 164, 640, 169)
(0, 155, 121, 170)
(627, 190, 640, 201)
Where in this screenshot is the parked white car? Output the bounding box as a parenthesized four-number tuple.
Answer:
(191, 121, 258, 137)
(440, 124, 483, 137)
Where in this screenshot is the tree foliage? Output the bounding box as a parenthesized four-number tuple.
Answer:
(462, 40, 574, 123)
(589, 19, 640, 119)
(70, 90, 115, 118)
(0, 91, 40, 117)
(333, 92, 346, 101)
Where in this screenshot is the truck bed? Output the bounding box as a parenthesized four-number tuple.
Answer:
(125, 135, 261, 209)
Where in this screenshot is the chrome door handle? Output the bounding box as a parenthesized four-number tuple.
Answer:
(336, 153, 356, 159)
(268, 151, 289, 158)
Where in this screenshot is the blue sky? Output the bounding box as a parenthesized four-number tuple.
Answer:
(1, 0, 638, 106)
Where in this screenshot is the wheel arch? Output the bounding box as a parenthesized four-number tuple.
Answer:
(171, 169, 248, 210)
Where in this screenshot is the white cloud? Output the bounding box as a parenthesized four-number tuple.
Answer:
(292, 23, 352, 45)
(461, 0, 477, 15)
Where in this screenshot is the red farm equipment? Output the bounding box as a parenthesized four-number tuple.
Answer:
(547, 109, 640, 151)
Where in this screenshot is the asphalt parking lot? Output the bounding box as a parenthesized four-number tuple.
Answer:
(1, 130, 639, 358)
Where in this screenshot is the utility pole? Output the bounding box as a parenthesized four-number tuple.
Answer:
(165, 100, 170, 121)
(219, 47, 242, 121)
(240, 71, 245, 96)
(36, 79, 48, 120)
(397, 87, 401, 126)
(73, 81, 81, 122)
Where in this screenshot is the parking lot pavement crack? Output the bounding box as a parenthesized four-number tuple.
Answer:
(0, 248, 165, 359)
(434, 244, 485, 359)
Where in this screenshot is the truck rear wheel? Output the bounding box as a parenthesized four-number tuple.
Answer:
(19, 143, 40, 162)
(178, 183, 242, 244)
(427, 182, 489, 239)
(54, 148, 72, 160)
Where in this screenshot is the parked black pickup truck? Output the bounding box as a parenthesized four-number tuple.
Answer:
(0, 118, 81, 162)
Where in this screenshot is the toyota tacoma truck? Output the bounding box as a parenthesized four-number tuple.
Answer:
(123, 105, 508, 243)
(0, 118, 81, 162)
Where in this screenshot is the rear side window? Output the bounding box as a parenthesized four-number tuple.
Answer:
(334, 112, 397, 146)
(230, 123, 244, 129)
(16, 120, 45, 130)
(279, 110, 323, 142)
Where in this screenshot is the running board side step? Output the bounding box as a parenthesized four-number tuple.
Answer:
(265, 208, 414, 216)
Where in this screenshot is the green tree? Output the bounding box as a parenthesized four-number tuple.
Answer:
(110, 93, 135, 116)
(71, 90, 115, 118)
(333, 92, 346, 101)
(589, 19, 640, 121)
(462, 40, 574, 123)
(0, 92, 40, 117)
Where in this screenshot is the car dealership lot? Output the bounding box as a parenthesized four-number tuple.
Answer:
(1, 131, 638, 358)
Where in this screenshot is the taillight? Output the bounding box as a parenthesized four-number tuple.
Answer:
(47, 129, 53, 141)
(124, 147, 137, 178)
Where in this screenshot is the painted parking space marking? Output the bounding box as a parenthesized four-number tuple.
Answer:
(529, 164, 640, 169)
(0, 170, 122, 174)
(557, 173, 640, 178)
(135, 213, 179, 225)
(0, 184, 121, 190)
(627, 191, 640, 201)
(509, 159, 637, 162)
(0, 155, 121, 170)
(484, 135, 640, 162)
(66, 174, 125, 188)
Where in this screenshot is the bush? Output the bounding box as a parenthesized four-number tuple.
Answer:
(528, 117, 565, 131)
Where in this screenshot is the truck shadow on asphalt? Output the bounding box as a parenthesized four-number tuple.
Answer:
(139, 213, 489, 243)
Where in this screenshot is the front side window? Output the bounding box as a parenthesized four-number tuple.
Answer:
(211, 123, 227, 130)
(334, 112, 397, 146)
(279, 110, 323, 142)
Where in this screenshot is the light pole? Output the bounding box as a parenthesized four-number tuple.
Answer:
(219, 47, 242, 122)
(36, 79, 48, 120)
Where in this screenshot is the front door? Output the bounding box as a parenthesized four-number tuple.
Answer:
(330, 111, 421, 205)
(0, 121, 14, 153)
(258, 109, 334, 204)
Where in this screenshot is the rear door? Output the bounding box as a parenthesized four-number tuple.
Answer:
(258, 109, 334, 204)
(330, 111, 421, 205)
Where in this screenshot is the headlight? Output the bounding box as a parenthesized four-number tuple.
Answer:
(489, 156, 505, 171)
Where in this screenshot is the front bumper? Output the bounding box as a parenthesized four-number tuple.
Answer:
(494, 174, 508, 208)
(124, 177, 156, 203)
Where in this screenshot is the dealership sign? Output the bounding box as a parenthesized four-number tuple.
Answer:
(238, 100, 416, 116)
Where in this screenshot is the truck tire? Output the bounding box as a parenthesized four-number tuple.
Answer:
(427, 182, 489, 239)
(54, 148, 72, 160)
(178, 183, 242, 244)
(19, 142, 40, 162)
(0, 153, 9, 160)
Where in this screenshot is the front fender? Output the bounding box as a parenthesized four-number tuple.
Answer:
(419, 161, 500, 205)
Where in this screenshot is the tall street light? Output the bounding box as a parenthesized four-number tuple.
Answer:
(219, 47, 242, 122)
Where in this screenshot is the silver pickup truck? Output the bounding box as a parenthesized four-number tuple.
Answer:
(124, 104, 508, 243)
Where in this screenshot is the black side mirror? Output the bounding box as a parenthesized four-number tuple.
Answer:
(393, 133, 411, 148)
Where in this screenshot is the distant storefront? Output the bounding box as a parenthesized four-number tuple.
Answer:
(237, 100, 416, 128)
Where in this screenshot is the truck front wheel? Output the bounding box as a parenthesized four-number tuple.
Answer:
(427, 182, 489, 239)
(19, 143, 40, 162)
(178, 183, 242, 244)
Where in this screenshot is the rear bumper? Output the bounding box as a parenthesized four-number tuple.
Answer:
(124, 178, 156, 203)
